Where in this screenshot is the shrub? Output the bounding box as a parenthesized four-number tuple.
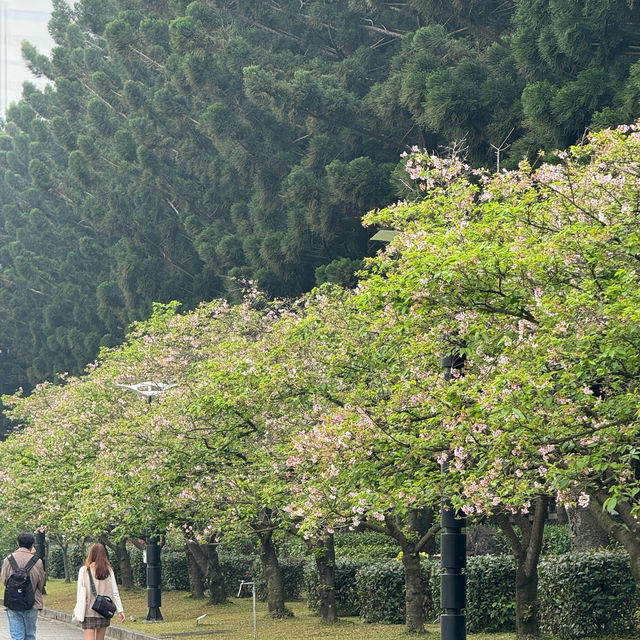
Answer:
(162, 550, 190, 591)
(465, 555, 515, 632)
(542, 523, 571, 555)
(128, 545, 147, 587)
(355, 558, 438, 624)
(47, 544, 88, 580)
(220, 554, 254, 597)
(47, 546, 65, 579)
(356, 561, 406, 623)
(538, 550, 638, 639)
(334, 531, 398, 560)
(304, 558, 367, 617)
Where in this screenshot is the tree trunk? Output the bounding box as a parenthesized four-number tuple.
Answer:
(514, 562, 539, 637)
(363, 509, 439, 633)
(185, 540, 227, 604)
(400, 545, 425, 633)
(115, 539, 134, 589)
(184, 542, 205, 599)
(61, 540, 70, 583)
(588, 492, 640, 584)
(495, 495, 548, 638)
(257, 528, 292, 618)
(312, 533, 337, 623)
(567, 506, 610, 551)
(100, 536, 134, 589)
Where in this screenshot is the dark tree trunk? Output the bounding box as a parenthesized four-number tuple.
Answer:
(185, 540, 227, 604)
(514, 562, 539, 637)
(415, 507, 437, 555)
(115, 539, 134, 589)
(567, 505, 610, 551)
(184, 541, 205, 599)
(100, 536, 134, 589)
(495, 495, 548, 638)
(555, 505, 568, 524)
(256, 528, 291, 618)
(360, 509, 439, 633)
(62, 542, 70, 583)
(312, 533, 337, 623)
(588, 492, 640, 584)
(59, 539, 70, 583)
(400, 545, 425, 633)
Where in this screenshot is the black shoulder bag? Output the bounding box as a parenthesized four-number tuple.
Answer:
(86, 567, 117, 618)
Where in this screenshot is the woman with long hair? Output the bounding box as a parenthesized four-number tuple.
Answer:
(74, 543, 125, 640)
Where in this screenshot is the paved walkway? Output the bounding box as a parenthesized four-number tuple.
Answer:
(0, 610, 84, 639)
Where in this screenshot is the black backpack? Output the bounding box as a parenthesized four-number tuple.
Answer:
(3, 554, 38, 610)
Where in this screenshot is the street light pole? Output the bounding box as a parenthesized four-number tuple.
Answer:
(115, 380, 175, 621)
(145, 536, 163, 621)
(440, 354, 466, 640)
(34, 530, 46, 594)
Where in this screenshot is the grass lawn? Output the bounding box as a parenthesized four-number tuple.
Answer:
(43, 578, 518, 640)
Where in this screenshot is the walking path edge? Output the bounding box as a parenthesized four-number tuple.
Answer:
(40, 607, 161, 640)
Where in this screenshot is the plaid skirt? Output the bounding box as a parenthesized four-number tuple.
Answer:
(81, 616, 111, 629)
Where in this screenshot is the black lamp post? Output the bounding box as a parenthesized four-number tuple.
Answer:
(115, 380, 175, 621)
(145, 536, 163, 621)
(34, 530, 46, 594)
(440, 354, 467, 640)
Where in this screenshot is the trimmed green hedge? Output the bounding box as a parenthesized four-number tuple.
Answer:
(220, 554, 254, 596)
(334, 531, 398, 560)
(465, 555, 515, 632)
(355, 559, 439, 624)
(538, 550, 638, 639)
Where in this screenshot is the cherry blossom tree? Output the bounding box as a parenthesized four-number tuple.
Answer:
(353, 123, 640, 634)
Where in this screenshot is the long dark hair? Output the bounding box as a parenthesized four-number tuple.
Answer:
(85, 543, 112, 580)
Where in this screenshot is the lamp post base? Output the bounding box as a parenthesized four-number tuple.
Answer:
(146, 607, 163, 621)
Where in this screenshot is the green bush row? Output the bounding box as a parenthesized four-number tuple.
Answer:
(538, 551, 637, 638)
(301, 551, 636, 638)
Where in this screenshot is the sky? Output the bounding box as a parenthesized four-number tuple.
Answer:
(0, 0, 54, 114)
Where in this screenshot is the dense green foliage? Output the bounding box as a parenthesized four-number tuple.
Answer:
(3, 0, 640, 392)
(538, 551, 638, 638)
(465, 555, 516, 632)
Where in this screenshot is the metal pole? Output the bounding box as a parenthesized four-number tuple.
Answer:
(252, 582, 257, 640)
(440, 355, 466, 640)
(34, 530, 46, 595)
(146, 537, 163, 621)
(238, 581, 257, 640)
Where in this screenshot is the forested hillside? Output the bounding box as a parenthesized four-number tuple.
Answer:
(1, 0, 640, 394)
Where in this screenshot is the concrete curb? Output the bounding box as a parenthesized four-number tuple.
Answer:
(41, 607, 161, 640)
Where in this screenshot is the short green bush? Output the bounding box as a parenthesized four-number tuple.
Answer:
(542, 523, 571, 555)
(128, 545, 147, 587)
(162, 549, 191, 591)
(465, 555, 515, 632)
(356, 561, 405, 624)
(220, 554, 254, 597)
(355, 558, 438, 624)
(47, 544, 90, 580)
(334, 531, 398, 560)
(538, 550, 638, 639)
